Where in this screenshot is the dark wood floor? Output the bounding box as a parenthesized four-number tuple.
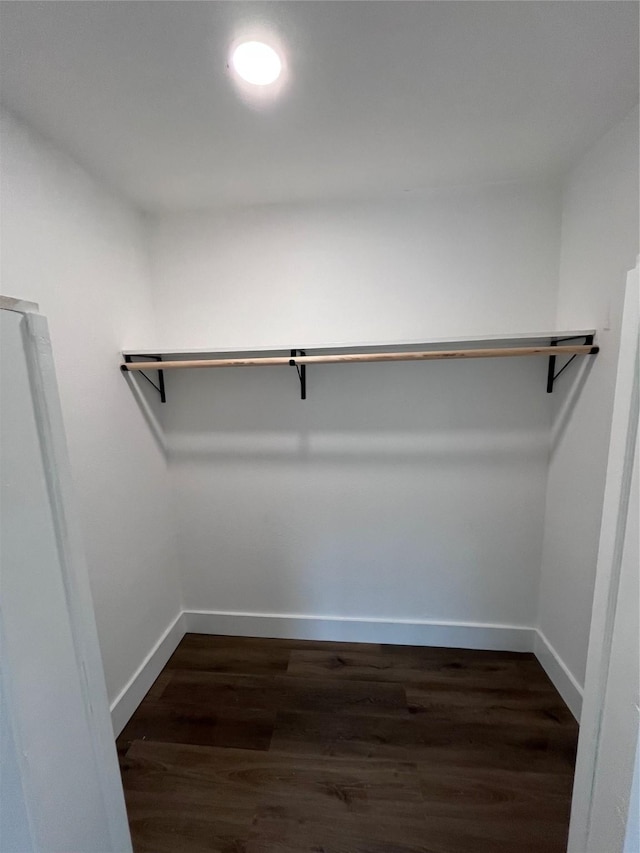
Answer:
(117, 634, 578, 853)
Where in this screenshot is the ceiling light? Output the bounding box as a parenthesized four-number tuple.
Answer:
(231, 41, 282, 86)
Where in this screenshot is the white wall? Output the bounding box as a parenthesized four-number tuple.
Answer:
(538, 107, 640, 692)
(151, 183, 561, 348)
(151, 182, 561, 634)
(0, 110, 181, 704)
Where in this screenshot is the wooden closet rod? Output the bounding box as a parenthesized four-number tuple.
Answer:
(122, 344, 598, 371)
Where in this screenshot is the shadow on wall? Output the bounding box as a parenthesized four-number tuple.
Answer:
(128, 356, 559, 624)
(160, 357, 553, 452)
(121, 367, 167, 456)
(548, 354, 596, 456)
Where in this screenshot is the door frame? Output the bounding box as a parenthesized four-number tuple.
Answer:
(568, 261, 640, 852)
(1, 296, 132, 852)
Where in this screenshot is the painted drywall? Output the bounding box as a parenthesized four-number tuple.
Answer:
(151, 183, 561, 348)
(0, 109, 182, 704)
(538, 107, 640, 692)
(2, 1, 637, 212)
(151, 182, 560, 630)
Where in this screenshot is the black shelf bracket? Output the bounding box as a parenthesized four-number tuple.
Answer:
(546, 334, 595, 393)
(289, 349, 307, 400)
(121, 354, 166, 403)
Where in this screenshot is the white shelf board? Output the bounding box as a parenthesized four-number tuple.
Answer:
(122, 329, 596, 359)
(0, 295, 40, 315)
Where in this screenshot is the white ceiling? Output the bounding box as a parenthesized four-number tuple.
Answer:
(1, 1, 637, 212)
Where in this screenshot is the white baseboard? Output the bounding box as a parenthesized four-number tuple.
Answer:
(109, 611, 582, 737)
(184, 609, 535, 652)
(110, 611, 186, 737)
(534, 629, 583, 721)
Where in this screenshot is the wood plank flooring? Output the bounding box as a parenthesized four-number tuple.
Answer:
(117, 634, 578, 853)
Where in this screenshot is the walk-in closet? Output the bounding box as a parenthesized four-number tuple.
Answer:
(1, 3, 638, 852)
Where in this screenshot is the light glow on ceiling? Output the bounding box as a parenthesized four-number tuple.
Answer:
(231, 41, 282, 86)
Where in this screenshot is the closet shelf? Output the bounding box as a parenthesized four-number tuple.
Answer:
(120, 329, 598, 402)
